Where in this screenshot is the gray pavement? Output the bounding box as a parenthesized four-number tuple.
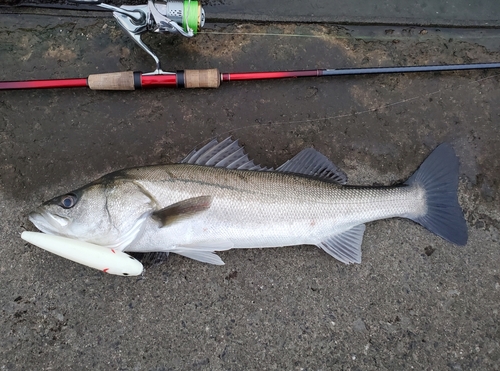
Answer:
(1, 9, 500, 371)
(206, 0, 500, 27)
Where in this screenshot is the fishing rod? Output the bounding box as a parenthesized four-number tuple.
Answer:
(1, 0, 500, 91)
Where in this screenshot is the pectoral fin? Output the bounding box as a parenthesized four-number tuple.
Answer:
(152, 195, 212, 227)
(317, 224, 366, 264)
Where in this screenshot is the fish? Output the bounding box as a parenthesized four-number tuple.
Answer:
(28, 138, 468, 266)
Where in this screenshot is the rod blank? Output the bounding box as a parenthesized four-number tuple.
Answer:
(1, 63, 499, 91)
(321, 62, 500, 76)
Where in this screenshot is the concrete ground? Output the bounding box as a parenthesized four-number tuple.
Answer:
(205, 0, 500, 27)
(0, 8, 500, 371)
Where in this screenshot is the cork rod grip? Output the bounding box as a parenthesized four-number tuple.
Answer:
(184, 69, 221, 88)
(88, 71, 137, 90)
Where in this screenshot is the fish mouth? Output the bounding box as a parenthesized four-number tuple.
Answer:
(28, 210, 69, 235)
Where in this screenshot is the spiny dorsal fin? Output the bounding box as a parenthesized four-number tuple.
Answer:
(181, 137, 272, 171)
(152, 196, 212, 227)
(181, 139, 220, 164)
(276, 148, 347, 184)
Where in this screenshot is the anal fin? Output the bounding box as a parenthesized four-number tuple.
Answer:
(317, 224, 366, 264)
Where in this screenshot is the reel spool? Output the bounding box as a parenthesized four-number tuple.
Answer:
(156, 0, 205, 35)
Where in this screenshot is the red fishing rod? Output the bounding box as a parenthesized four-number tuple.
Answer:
(2, 63, 500, 91)
(1, 0, 500, 91)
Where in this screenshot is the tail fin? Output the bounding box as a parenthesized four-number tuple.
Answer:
(405, 143, 468, 245)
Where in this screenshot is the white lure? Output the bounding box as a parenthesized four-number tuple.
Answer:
(21, 231, 143, 276)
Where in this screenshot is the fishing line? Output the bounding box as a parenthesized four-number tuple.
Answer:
(200, 30, 341, 39)
(199, 29, 500, 42)
(191, 72, 500, 151)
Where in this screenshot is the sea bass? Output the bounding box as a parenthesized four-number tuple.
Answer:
(29, 138, 468, 265)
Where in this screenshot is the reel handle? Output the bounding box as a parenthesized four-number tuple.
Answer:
(87, 69, 221, 90)
(69, 0, 145, 23)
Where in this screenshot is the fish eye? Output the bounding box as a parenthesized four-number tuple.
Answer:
(60, 193, 78, 209)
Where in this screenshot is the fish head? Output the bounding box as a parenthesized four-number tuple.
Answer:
(29, 176, 156, 250)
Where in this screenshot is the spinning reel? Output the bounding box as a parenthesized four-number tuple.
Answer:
(74, 0, 206, 74)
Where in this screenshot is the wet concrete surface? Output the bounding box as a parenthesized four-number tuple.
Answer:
(1, 11, 500, 371)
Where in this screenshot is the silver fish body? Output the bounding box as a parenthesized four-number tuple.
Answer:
(29, 139, 467, 265)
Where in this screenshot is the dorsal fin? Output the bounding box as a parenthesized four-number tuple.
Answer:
(181, 138, 345, 180)
(276, 148, 347, 184)
(182, 139, 219, 164)
(181, 137, 272, 171)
